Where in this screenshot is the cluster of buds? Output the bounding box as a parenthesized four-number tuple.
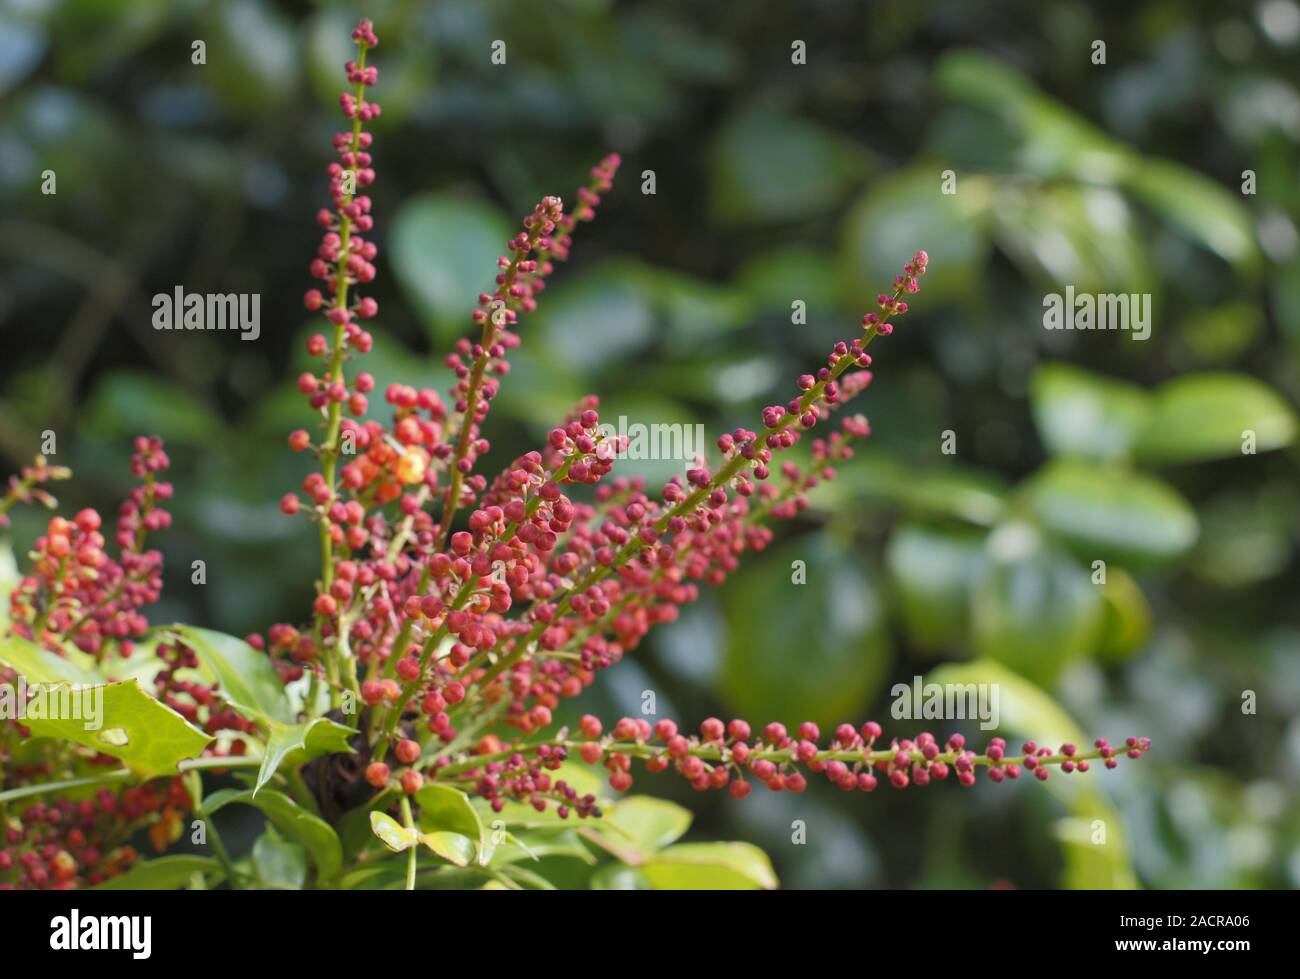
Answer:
(7, 438, 172, 659)
(0, 454, 70, 529)
(0, 21, 1150, 891)
(246, 25, 1152, 835)
(424, 718, 1151, 812)
(149, 640, 259, 748)
(0, 780, 189, 890)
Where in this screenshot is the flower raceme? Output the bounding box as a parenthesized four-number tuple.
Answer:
(261, 20, 1147, 809)
(434, 720, 1152, 811)
(0, 18, 1149, 888)
(7, 437, 171, 659)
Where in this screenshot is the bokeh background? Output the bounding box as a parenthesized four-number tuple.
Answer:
(3, 0, 1299, 889)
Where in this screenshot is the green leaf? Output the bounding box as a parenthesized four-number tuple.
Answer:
(824, 450, 1007, 527)
(1175, 301, 1265, 364)
(487, 829, 595, 867)
(590, 863, 651, 890)
(1030, 363, 1151, 460)
(1134, 373, 1298, 463)
(93, 855, 223, 890)
(579, 796, 692, 863)
(721, 532, 890, 729)
(82, 371, 221, 446)
(369, 810, 416, 852)
(886, 523, 986, 653)
(161, 626, 334, 793)
(417, 831, 474, 867)
(709, 104, 866, 225)
(416, 783, 486, 864)
(841, 166, 992, 305)
(19, 680, 212, 778)
(162, 625, 295, 723)
(970, 522, 1103, 686)
(534, 261, 656, 374)
(653, 268, 754, 345)
(203, 0, 298, 111)
(206, 788, 342, 882)
(257, 716, 356, 796)
(251, 825, 307, 890)
(0, 638, 212, 777)
(1097, 568, 1153, 662)
(936, 51, 1133, 184)
(640, 842, 778, 890)
(734, 246, 839, 316)
(493, 864, 555, 890)
(0, 541, 21, 634)
(605, 796, 692, 853)
(1192, 487, 1296, 588)
(0, 634, 99, 685)
(992, 184, 1152, 297)
(1126, 159, 1260, 273)
(389, 193, 512, 346)
(925, 660, 1137, 889)
(1023, 459, 1198, 565)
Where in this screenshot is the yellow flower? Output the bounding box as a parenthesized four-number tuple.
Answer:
(393, 446, 429, 485)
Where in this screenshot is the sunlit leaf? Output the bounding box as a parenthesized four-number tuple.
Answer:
(418, 830, 474, 867)
(590, 863, 651, 890)
(368, 810, 415, 852)
(1097, 567, 1153, 661)
(970, 522, 1102, 686)
(1134, 373, 1298, 463)
(886, 523, 986, 653)
(581, 796, 692, 863)
(258, 716, 356, 795)
(1127, 160, 1260, 273)
(389, 193, 512, 346)
(416, 783, 486, 864)
(1023, 459, 1198, 565)
(0, 636, 211, 777)
(640, 842, 778, 890)
(1030, 363, 1151, 461)
(841, 166, 992, 305)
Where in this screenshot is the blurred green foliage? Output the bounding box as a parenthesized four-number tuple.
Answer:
(2, 0, 1300, 889)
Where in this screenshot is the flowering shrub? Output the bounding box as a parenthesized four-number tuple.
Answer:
(0, 19, 1149, 891)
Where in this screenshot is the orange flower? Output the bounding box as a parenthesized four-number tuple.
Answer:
(393, 446, 429, 485)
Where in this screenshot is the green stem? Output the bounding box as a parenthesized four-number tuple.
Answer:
(433, 738, 1123, 780)
(186, 770, 240, 889)
(401, 795, 417, 891)
(312, 39, 370, 706)
(0, 755, 263, 805)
